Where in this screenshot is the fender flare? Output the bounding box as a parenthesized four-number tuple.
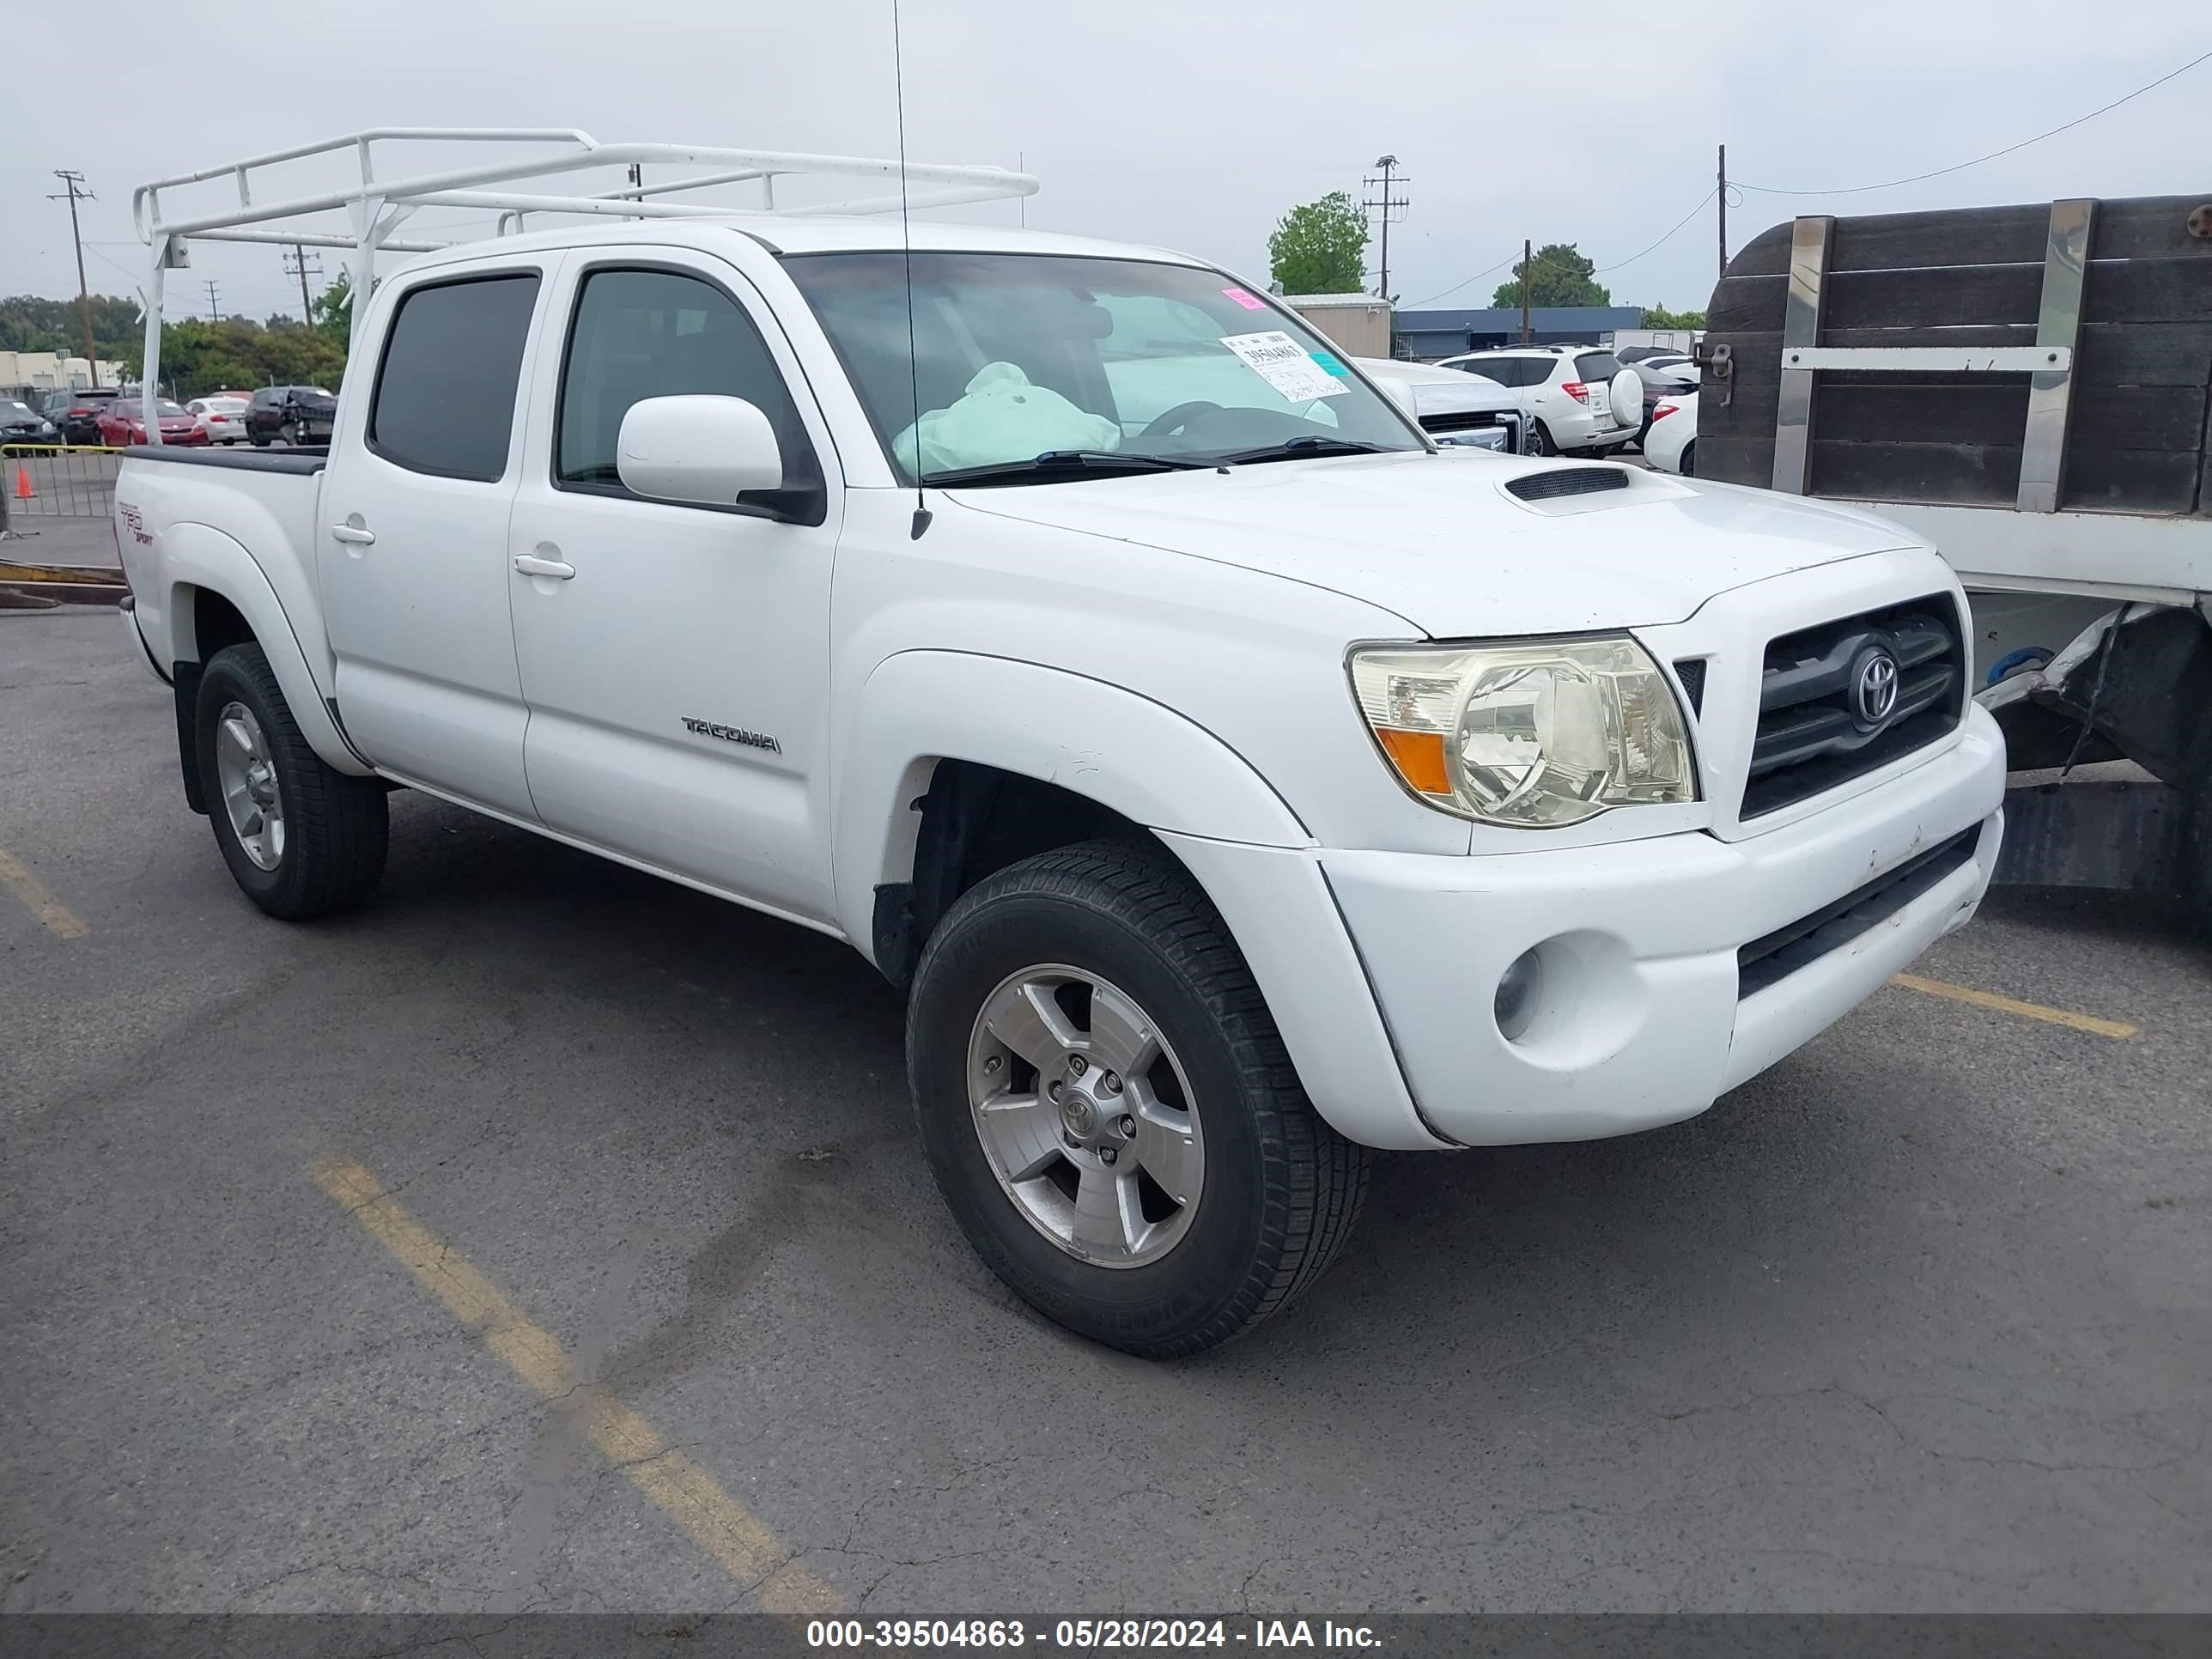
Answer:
(162, 522, 373, 776)
(832, 651, 1310, 946)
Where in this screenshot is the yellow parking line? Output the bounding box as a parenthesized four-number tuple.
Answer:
(311, 1157, 845, 1616)
(0, 841, 87, 939)
(1889, 972, 2138, 1039)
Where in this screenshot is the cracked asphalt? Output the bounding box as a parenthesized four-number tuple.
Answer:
(4, 605, 2210, 1614)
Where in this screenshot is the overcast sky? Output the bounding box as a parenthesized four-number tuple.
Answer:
(3, 0, 2206, 329)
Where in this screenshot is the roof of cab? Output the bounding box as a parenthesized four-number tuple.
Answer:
(395, 213, 1211, 273)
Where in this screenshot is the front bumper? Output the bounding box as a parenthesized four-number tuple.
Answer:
(1319, 705, 2006, 1146)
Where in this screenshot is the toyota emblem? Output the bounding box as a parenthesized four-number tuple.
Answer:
(1852, 648, 1900, 726)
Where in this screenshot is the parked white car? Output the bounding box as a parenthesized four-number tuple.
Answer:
(1433, 345, 1644, 457)
(186, 395, 252, 445)
(115, 133, 2006, 1358)
(1643, 390, 1698, 475)
(1352, 357, 1528, 453)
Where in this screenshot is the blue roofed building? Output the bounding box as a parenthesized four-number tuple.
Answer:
(1392, 306, 1644, 360)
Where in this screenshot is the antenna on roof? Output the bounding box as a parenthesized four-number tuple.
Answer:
(891, 0, 931, 541)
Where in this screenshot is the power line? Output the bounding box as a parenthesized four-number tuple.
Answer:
(1404, 186, 1717, 312)
(284, 246, 325, 320)
(1362, 155, 1409, 301)
(1401, 251, 1521, 311)
(46, 170, 99, 370)
(1737, 45, 2212, 197)
(1591, 186, 1720, 274)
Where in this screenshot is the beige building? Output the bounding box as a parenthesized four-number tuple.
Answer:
(1280, 293, 1393, 360)
(0, 350, 124, 396)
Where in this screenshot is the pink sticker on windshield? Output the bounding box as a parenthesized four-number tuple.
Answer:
(1222, 287, 1267, 310)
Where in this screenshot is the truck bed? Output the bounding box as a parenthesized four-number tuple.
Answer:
(115, 445, 330, 683)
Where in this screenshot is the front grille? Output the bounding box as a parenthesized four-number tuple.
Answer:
(1741, 595, 1964, 819)
(1737, 829, 1979, 998)
(1422, 410, 1505, 434)
(1506, 468, 1629, 502)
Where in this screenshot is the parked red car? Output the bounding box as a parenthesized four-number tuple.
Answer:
(98, 398, 209, 447)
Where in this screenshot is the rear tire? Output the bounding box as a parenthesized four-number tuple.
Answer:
(196, 643, 387, 920)
(1678, 440, 1697, 477)
(1529, 421, 1559, 457)
(908, 841, 1370, 1358)
(2187, 774, 2212, 931)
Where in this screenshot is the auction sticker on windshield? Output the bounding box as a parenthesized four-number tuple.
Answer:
(1219, 331, 1350, 402)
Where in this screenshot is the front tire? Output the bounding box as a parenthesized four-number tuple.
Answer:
(908, 841, 1370, 1358)
(196, 643, 387, 919)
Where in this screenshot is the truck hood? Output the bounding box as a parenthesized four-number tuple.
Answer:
(950, 450, 1923, 636)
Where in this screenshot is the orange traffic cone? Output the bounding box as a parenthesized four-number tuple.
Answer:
(13, 463, 33, 500)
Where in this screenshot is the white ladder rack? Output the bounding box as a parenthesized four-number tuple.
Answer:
(131, 127, 1036, 432)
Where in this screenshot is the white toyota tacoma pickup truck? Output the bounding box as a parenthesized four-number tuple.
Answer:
(115, 200, 2006, 1356)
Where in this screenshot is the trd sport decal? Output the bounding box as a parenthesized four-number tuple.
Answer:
(681, 717, 781, 753)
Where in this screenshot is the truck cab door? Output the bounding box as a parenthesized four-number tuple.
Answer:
(502, 252, 842, 924)
(317, 261, 560, 820)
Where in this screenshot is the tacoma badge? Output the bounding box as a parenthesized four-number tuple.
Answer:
(681, 717, 781, 753)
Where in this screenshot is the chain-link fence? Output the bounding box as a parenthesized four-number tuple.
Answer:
(0, 445, 122, 528)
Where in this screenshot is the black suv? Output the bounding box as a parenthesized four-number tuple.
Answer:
(246, 386, 337, 447)
(43, 388, 123, 445)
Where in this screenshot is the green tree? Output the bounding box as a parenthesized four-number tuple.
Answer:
(312, 276, 354, 347)
(150, 318, 348, 398)
(5, 289, 350, 397)
(1639, 305, 1706, 329)
(1491, 244, 1611, 309)
(1267, 191, 1370, 295)
(0, 293, 143, 363)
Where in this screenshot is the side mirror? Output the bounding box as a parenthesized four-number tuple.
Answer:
(617, 394, 783, 506)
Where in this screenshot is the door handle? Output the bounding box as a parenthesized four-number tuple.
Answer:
(330, 523, 375, 545)
(512, 552, 576, 580)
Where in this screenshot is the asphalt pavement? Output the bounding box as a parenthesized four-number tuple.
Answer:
(3, 605, 2209, 1615)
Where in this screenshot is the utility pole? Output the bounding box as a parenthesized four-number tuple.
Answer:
(1362, 155, 1409, 300)
(1717, 143, 1728, 280)
(47, 170, 100, 380)
(284, 246, 324, 321)
(203, 280, 222, 323)
(1519, 237, 1533, 343)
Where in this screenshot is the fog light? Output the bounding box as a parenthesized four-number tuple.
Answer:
(1495, 948, 1543, 1041)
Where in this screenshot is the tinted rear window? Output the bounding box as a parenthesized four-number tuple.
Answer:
(369, 275, 539, 481)
(1576, 352, 1623, 381)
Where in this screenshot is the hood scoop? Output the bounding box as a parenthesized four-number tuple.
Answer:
(1505, 467, 1632, 503)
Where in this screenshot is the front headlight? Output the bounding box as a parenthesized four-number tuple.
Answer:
(1351, 635, 1695, 827)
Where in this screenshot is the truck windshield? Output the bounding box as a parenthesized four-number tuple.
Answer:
(782, 252, 1424, 485)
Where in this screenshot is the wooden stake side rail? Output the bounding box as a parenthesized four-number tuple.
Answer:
(1698, 193, 2212, 520)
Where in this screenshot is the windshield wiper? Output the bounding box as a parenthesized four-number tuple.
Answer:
(921, 450, 1213, 487)
(1206, 435, 1399, 466)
